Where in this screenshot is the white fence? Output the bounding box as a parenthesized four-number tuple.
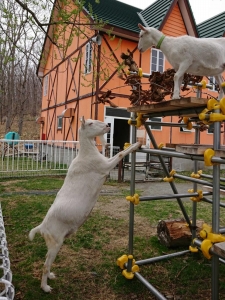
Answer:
(0, 139, 121, 180)
(0, 202, 14, 299)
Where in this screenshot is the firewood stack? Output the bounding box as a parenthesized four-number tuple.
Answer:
(119, 49, 204, 106)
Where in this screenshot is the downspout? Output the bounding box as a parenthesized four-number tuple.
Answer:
(95, 42, 101, 120)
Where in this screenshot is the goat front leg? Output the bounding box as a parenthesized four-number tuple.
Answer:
(173, 73, 183, 99)
(172, 61, 191, 99)
(107, 142, 141, 170)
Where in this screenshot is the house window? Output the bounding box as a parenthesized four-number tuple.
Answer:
(43, 75, 49, 96)
(84, 42, 92, 74)
(208, 123, 214, 134)
(150, 49, 164, 74)
(208, 76, 217, 92)
(57, 116, 63, 130)
(149, 117, 162, 130)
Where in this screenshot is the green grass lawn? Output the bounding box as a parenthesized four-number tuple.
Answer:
(1, 176, 225, 299)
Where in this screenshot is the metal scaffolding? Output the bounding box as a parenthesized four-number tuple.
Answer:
(117, 84, 225, 299)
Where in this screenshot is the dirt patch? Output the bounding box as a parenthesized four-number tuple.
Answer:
(95, 193, 157, 240)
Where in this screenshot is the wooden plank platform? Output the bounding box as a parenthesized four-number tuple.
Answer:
(203, 186, 225, 195)
(166, 143, 225, 157)
(212, 242, 225, 259)
(127, 97, 208, 117)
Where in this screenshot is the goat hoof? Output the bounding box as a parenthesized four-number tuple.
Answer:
(48, 272, 56, 279)
(41, 284, 52, 293)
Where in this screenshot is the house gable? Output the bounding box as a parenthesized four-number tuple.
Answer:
(138, 0, 198, 36)
(138, 0, 173, 28)
(162, 3, 188, 36)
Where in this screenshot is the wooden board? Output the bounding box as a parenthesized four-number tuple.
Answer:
(212, 242, 225, 259)
(166, 143, 225, 157)
(127, 97, 208, 116)
(203, 186, 225, 195)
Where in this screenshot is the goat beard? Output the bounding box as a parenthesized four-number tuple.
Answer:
(99, 134, 107, 147)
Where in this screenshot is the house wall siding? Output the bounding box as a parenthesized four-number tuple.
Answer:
(38, 1, 225, 155)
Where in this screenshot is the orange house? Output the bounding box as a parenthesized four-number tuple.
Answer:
(37, 0, 225, 157)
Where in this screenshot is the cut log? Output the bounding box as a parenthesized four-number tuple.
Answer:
(157, 219, 204, 248)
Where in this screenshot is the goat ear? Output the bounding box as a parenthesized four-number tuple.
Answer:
(80, 116, 85, 128)
(138, 23, 146, 31)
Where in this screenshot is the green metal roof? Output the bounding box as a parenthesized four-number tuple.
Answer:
(84, 0, 141, 33)
(137, 0, 173, 28)
(197, 11, 225, 38)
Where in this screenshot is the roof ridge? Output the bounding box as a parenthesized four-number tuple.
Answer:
(197, 10, 225, 26)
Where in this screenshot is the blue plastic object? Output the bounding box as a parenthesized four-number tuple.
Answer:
(24, 144, 33, 150)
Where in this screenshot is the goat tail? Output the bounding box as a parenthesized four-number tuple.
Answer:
(29, 224, 41, 241)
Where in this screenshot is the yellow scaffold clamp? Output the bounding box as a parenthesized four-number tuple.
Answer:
(117, 255, 140, 279)
(199, 97, 225, 123)
(158, 142, 164, 149)
(189, 242, 199, 253)
(207, 97, 225, 115)
(126, 193, 140, 205)
(199, 224, 225, 259)
(204, 148, 215, 166)
(194, 80, 207, 90)
(188, 189, 203, 202)
(123, 143, 131, 150)
(138, 68, 143, 77)
(191, 170, 202, 179)
(128, 113, 146, 128)
(183, 117, 193, 130)
(163, 169, 176, 182)
(127, 68, 143, 77)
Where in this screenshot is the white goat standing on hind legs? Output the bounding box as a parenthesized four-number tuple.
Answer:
(138, 23, 225, 99)
(29, 116, 141, 293)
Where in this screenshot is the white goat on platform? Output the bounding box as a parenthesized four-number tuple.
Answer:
(138, 23, 225, 99)
(29, 117, 141, 292)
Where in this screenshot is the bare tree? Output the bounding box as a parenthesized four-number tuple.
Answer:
(0, 0, 42, 134)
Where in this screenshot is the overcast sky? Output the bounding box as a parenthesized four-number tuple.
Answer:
(117, 0, 224, 24)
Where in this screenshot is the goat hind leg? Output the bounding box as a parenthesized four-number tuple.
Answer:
(215, 75, 224, 99)
(41, 239, 63, 292)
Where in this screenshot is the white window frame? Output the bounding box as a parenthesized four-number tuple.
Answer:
(43, 74, 49, 96)
(57, 116, 63, 130)
(84, 42, 92, 74)
(150, 49, 164, 74)
(208, 76, 216, 92)
(149, 117, 162, 131)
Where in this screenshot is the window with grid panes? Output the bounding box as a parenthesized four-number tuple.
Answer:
(57, 116, 63, 130)
(149, 117, 162, 130)
(208, 76, 216, 91)
(150, 49, 164, 74)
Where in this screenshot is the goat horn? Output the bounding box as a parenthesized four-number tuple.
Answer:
(80, 116, 85, 127)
